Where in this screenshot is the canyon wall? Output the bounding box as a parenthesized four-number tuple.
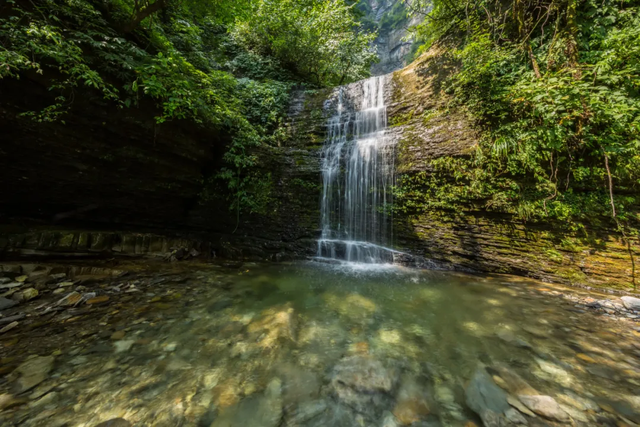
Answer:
(1, 49, 636, 291)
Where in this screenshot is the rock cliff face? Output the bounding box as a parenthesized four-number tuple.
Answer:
(360, 0, 420, 75)
(288, 48, 637, 290)
(1, 49, 636, 290)
(0, 78, 321, 261)
(386, 49, 637, 290)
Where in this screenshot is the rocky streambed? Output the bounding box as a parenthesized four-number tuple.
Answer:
(1, 260, 640, 426)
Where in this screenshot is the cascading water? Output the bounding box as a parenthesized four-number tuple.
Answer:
(317, 75, 397, 263)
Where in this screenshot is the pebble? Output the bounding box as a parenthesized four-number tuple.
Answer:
(86, 295, 110, 305)
(113, 340, 135, 353)
(57, 292, 82, 307)
(110, 330, 126, 340)
(22, 288, 39, 301)
(0, 321, 19, 334)
(14, 355, 56, 393)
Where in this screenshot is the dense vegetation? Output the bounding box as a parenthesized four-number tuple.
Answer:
(0, 0, 376, 214)
(399, 0, 639, 283)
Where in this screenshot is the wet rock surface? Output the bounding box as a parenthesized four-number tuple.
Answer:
(1, 261, 640, 426)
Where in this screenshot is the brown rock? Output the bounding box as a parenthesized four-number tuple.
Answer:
(57, 292, 82, 307)
(491, 364, 539, 396)
(110, 330, 126, 340)
(392, 374, 430, 425)
(576, 353, 596, 363)
(14, 355, 55, 393)
(0, 321, 19, 334)
(0, 393, 27, 410)
(86, 295, 110, 305)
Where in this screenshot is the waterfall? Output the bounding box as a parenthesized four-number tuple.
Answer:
(317, 75, 397, 263)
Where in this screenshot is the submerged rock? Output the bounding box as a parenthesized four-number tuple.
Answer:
(517, 395, 569, 422)
(212, 377, 283, 427)
(247, 303, 297, 350)
(328, 355, 398, 416)
(392, 374, 431, 425)
(466, 368, 510, 414)
(13, 355, 55, 394)
(285, 400, 327, 426)
(489, 365, 539, 396)
(465, 368, 510, 427)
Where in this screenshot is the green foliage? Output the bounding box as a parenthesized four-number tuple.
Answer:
(232, 0, 377, 86)
(0, 0, 374, 218)
(400, 0, 640, 238)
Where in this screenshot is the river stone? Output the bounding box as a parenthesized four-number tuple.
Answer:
(14, 355, 55, 393)
(621, 297, 640, 311)
(392, 374, 430, 425)
(57, 291, 82, 307)
(465, 368, 510, 416)
(507, 395, 535, 417)
(328, 355, 398, 415)
(285, 400, 327, 426)
(517, 395, 569, 422)
(212, 377, 283, 427)
(490, 365, 539, 396)
(597, 397, 640, 424)
(505, 408, 528, 425)
(0, 297, 18, 311)
(95, 419, 132, 427)
(556, 391, 598, 412)
(496, 330, 532, 349)
(381, 411, 400, 427)
(559, 404, 589, 422)
(16, 288, 39, 302)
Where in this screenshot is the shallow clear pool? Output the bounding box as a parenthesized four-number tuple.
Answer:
(1, 261, 639, 426)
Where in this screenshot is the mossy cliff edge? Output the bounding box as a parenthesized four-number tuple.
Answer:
(387, 48, 638, 291)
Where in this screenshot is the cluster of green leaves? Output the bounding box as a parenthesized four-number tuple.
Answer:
(232, 0, 377, 86)
(0, 0, 375, 216)
(400, 0, 640, 238)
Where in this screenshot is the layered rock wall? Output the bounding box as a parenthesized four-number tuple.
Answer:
(0, 78, 321, 261)
(386, 49, 638, 290)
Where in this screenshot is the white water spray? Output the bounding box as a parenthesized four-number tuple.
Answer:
(317, 75, 397, 263)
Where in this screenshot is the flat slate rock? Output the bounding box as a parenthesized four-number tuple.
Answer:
(0, 297, 18, 311)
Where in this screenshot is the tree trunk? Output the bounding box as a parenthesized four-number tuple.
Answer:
(123, 0, 168, 34)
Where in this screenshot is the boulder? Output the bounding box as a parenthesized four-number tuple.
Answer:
(621, 296, 640, 311)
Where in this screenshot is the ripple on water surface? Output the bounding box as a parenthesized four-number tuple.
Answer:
(1, 261, 639, 426)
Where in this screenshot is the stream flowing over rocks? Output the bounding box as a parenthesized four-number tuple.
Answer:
(2, 260, 640, 426)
